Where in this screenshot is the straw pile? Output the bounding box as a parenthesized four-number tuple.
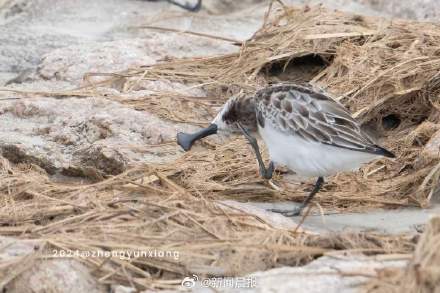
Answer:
(1, 2, 440, 291)
(0, 160, 416, 290)
(366, 216, 440, 292)
(97, 3, 440, 210)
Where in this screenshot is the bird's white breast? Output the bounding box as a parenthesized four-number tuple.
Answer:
(258, 123, 379, 177)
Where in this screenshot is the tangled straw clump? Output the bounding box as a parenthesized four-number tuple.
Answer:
(1, 3, 440, 291)
(366, 216, 440, 293)
(0, 161, 415, 290)
(106, 4, 440, 208)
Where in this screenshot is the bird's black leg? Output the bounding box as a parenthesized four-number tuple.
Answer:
(169, 0, 202, 11)
(237, 123, 274, 180)
(270, 177, 324, 217)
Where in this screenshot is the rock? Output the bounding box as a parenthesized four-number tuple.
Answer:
(202, 0, 267, 15)
(4, 68, 34, 85)
(222, 200, 440, 234)
(386, 216, 440, 292)
(1, 143, 58, 174)
(188, 254, 406, 293)
(0, 96, 196, 176)
(357, 0, 440, 21)
(0, 236, 39, 258)
(37, 33, 237, 83)
(0, 0, 32, 24)
(0, 0, 252, 177)
(0, 71, 16, 85)
(0, 236, 106, 293)
(423, 130, 440, 158)
(73, 145, 128, 179)
(112, 285, 136, 293)
(6, 259, 107, 293)
(37, 39, 157, 83)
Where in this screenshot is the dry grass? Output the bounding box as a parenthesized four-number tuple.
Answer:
(0, 160, 416, 290)
(365, 216, 440, 293)
(83, 4, 440, 209)
(1, 3, 440, 291)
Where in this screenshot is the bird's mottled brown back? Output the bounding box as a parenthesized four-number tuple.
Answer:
(255, 84, 384, 154)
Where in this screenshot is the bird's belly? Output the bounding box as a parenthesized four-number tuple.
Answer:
(258, 124, 379, 177)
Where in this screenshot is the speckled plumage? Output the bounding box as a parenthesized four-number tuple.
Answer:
(254, 84, 391, 156)
(212, 83, 394, 177)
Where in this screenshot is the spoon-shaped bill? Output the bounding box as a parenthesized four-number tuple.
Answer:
(177, 123, 218, 151)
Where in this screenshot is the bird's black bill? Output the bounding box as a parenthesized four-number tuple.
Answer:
(177, 123, 218, 151)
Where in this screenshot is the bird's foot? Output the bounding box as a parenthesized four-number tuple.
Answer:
(260, 161, 274, 180)
(268, 207, 302, 217)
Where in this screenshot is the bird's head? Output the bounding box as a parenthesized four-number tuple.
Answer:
(177, 95, 256, 151)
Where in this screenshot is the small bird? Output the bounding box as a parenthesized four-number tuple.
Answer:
(177, 84, 395, 216)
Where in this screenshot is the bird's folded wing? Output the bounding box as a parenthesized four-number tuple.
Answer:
(255, 84, 382, 154)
